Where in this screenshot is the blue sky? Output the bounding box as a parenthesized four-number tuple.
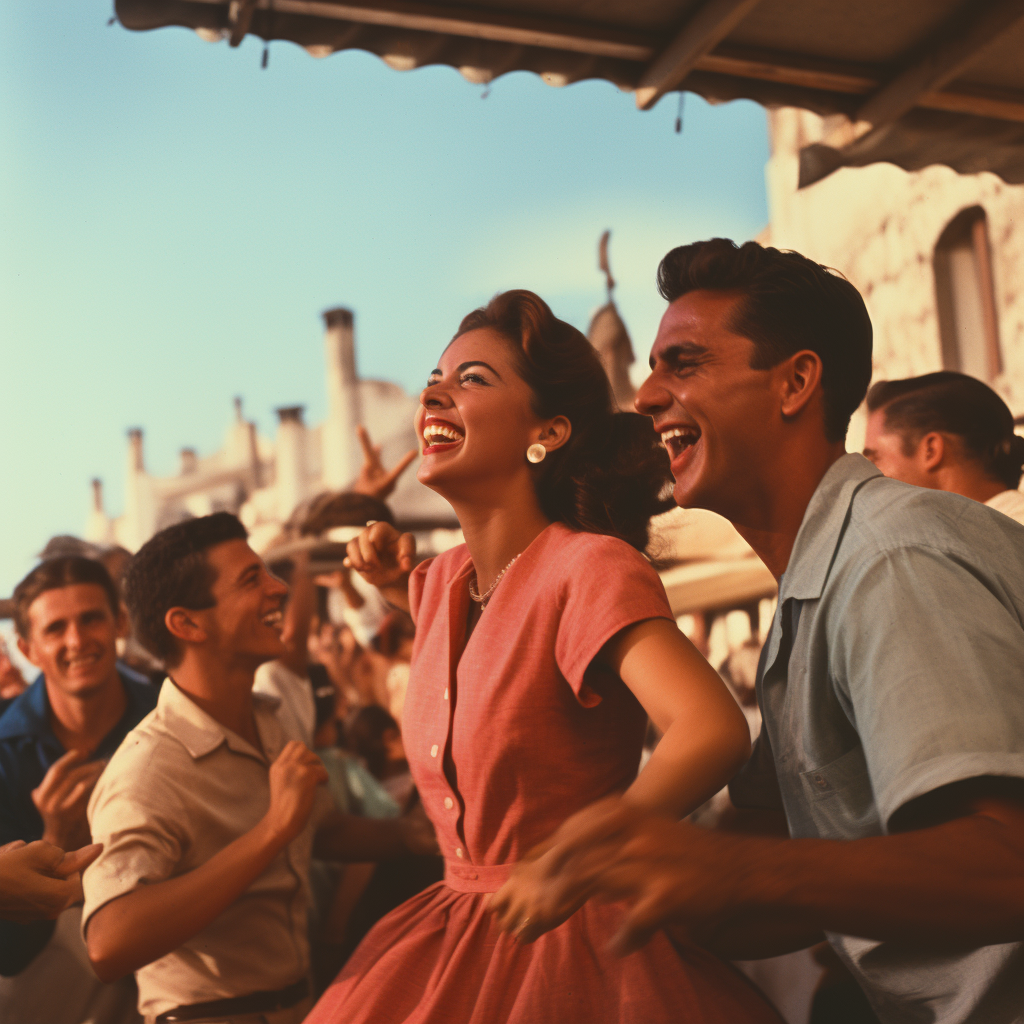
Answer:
(0, 1, 769, 598)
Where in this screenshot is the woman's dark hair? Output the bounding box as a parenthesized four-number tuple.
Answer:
(123, 512, 249, 667)
(455, 290, 673, 551)
(657, 239, 873, 443)
(867, 371, 1024, 490)
(13, 556, 121, 639)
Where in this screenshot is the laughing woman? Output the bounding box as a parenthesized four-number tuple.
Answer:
(304, 291, 781, 1024)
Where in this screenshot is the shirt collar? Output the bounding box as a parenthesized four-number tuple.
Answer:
(0, 668, 156, 744)
(0, 675, 52, 741)
(780, 453, 882, 603)
(156, 677, 283, 761)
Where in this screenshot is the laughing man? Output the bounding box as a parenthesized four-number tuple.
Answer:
(82, 513, 435, 1024)
(491, 239, 1024, 1024)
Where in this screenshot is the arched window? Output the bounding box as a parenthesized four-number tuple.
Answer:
(933, 206, 1002, 381)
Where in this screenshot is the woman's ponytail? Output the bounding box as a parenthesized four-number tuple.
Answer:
(455, 291, 674, 551)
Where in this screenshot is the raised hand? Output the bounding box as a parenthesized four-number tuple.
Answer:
(343, 521, 416, 592)
(0, 839, 102, 922)
(31, 749, 107, 851)
(352, 425, 417, 501)
(264, 741, 329, 847)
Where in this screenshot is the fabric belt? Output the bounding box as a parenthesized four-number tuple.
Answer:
(154, 979, 309, 1023)
(444, 859, 515, 893)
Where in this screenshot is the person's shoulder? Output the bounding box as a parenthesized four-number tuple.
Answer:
(95, 703, 184, 797)
(847, 475, 1024, 555)
(544, 524, 650, 569)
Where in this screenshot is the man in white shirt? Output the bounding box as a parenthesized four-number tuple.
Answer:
(863, 370, 1024, 524)
(83, 513, 434, 1024)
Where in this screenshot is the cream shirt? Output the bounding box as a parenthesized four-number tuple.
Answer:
(83, 679, 331, 1018)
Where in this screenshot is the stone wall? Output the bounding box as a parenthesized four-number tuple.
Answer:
(764, 108, 1024, 445)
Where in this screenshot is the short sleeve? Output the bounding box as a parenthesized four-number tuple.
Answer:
(831, 545, 1024, 831)
(82, 763, 186, 932)
(554, 535, 674, 704)
(408, 558, 436, 628)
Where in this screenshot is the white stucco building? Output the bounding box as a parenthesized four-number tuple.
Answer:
(763, 107, 1024, 449)
(85, 308, 456, 554)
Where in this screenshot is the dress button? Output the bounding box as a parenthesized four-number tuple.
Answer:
(443, 687, 449, 700)
(455, 847, 464, 858)
(814, 774, 828, 789)
(444, 797, 454, 809)
(430, 744, 439, 758)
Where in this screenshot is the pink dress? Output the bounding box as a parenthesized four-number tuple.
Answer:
(306, 523, 781, 1024)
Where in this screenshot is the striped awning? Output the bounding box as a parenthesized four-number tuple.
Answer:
(115, 0, 1024, 184)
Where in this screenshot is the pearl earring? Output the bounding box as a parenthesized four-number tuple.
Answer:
(526, 443, 547, 464)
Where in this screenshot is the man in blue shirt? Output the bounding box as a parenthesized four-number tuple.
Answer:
(0, 555, 157, 979)
(492, 239, 1024, 1024)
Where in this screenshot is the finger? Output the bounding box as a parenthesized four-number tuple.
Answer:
(397, 532, 416, 571)
(42, 760, 104, 808)
(0, 840, 27, 854)
(54, 843, 103, 878)
(36, 749, 87, 791)
(609, 894, 667, 957)
(345, 538, 365, 573)
(356, 530, 383, 572)
(356, 425, 377, 464)
(59, 778, 95, 813)
(384, 450, 417, 486)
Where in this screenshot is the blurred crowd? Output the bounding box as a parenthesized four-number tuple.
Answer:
(2, 346, 1023, 1024)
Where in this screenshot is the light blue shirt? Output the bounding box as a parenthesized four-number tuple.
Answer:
(730, 454, 1024, 1024)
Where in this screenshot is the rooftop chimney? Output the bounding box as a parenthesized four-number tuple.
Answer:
(91, 478, 104, 513)
(322, 307, 363, 489)
(275, 405, 308, 519)
(180, 448, 198, 474)
(127, 428, 144, 473)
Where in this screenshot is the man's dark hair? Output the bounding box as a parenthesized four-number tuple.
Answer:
(13, 556, 121, 639)
(123, 512, 248, 667)
(657, 239, 873, 442)
(867, 371, 1024, 490)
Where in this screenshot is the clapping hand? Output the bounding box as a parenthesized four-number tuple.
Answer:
(31, 749, 107, 852)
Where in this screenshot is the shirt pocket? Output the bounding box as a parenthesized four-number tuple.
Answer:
(797, 745, 882, 840)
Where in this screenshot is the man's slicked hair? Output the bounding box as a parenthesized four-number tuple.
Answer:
(123, 512, 248, 667)
(867, 371, 1024, 490)
(657, 239, 873, 442)
(13, 556, 121, 639)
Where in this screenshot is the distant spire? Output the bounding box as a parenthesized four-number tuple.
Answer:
(598, 230, 615, 300)
(234, 396, 244, 422)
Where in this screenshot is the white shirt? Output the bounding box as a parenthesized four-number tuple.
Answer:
(985, 487, 1024, 525)
(253, 660, 316, 747)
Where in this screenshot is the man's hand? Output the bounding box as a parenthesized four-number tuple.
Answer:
(31, 749, 107, 851)
(262, 742, 329, 847)
(0, 839, 102, 922)
(489, 798, 752, 954)
(344, 522, 416, 592)
(352, 425, 417, 501)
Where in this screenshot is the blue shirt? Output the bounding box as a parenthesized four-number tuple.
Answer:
(0, 670, 157, 975)
(730, 454, 1024, 1024)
